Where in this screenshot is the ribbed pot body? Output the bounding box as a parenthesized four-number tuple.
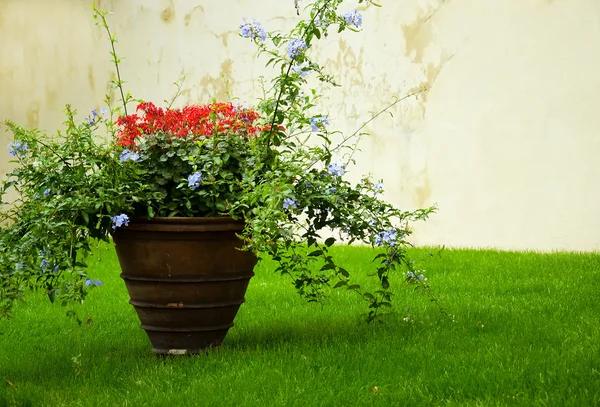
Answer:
(112, 217, 256, 355)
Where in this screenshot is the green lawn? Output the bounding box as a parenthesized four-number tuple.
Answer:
(1, 245, 599, 406)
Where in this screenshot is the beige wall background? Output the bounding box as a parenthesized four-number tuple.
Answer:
(1, 0, 599, 251)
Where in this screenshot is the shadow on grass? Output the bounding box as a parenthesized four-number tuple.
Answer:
(225, 312, 417, 352)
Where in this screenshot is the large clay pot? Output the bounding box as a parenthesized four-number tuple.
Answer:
(112, 217, 256, 355)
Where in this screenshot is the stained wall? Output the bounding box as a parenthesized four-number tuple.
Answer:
(1, 0, 599, 251)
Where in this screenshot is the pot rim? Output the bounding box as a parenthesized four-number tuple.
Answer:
(129, 216, 245, 225)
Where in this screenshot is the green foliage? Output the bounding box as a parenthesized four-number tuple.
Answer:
(0, 108, 134, 314)
(130, 131, 258, 217)
(236, 0, 435, 320)
(0, 0, 436, 321)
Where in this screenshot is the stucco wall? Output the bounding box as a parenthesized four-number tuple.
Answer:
(1, 0, 599, 251)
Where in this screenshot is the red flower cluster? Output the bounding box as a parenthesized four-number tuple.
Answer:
(115, 102, 266, 147)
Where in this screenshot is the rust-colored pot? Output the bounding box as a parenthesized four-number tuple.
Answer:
(112, 217, 256, 355)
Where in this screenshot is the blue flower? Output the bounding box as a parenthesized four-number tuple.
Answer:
(54, 265, 59, 273)
(283, 197, 297, 210)
(343, 10, 363, 28)
(374, 235, 383, 246)
(85, 279, 103, 287)
(8, 141, 28, 156)
(119, 149, 140, 162)
(287, 38, 307, 59)
(240, 18, 267, 42)
(373, 182, 384, 196)
(43, 188, 51, 196)
(111, 214, 129, 230)
(374, 228, 397, 247)
(327, 163, 345, 177)
(310, 115, 330, 132)
(187, 172, 203, 190)
(292, 61, 311, 77)
(40, 259, 48, 269)
(314, 16, 329, 30)
(406, 271, 425, 281)
(86, 107, 108, 125)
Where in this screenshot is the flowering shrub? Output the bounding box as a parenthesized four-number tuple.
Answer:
(115, 102, 264, 147)
(112, 101, 268, 218)
(0, 0, 435, 322)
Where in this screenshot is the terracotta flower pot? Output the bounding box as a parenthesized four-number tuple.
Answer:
(112, 217, 256, 355)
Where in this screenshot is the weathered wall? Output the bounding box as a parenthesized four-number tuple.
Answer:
(1, 0, 599, 251)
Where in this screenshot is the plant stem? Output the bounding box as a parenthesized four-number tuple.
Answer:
(266, 0, 334, 152)
(94, 7, 128, 116)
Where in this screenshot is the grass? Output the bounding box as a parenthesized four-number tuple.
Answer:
(1, 245, 599, 406)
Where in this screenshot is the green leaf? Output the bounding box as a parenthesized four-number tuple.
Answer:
(324, 237, 335, 247)
(363, 292, 375, 302)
